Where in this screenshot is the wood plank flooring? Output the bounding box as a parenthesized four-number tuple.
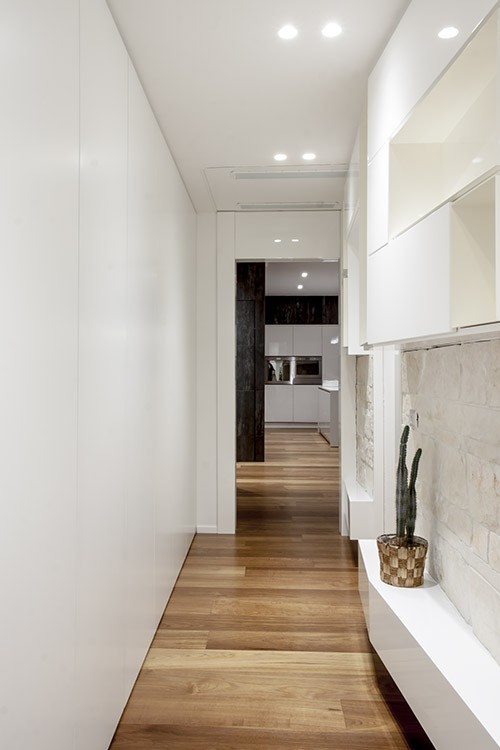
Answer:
(109, 429, 434, 750)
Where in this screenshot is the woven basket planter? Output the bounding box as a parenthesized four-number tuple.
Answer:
(377, 534, 428, 587)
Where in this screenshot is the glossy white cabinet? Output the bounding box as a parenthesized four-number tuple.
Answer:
(265, 325, 293, 355)
(265, 385, 293, 422)
(322, 325, 340, 380)
(367, 0, 497, 161)
(293, 325, 322, 355)
(235, 211, 340, 260)
(76, 1, 128, 748)
(293, 385, 319, 423)
(0, 2, 80, 749)
(367, 204, 451, 344)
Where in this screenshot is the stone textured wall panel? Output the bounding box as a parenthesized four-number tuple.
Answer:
(401, 340, 500, 666)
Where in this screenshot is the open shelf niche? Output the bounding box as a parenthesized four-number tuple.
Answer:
(389, 9, 500, 240)
(450, 176, 498, 328)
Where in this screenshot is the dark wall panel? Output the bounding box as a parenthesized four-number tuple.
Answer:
(265, 295, 338, 325)
(236, 263, 265, 462)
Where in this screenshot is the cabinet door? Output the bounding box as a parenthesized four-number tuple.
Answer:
(265, 385, 293, 422)
(293, 386, 319, 423)
(293, 325, 322, 355)
(322, 325, 340, 381)
(367, 204, 451, 343)
(265, 325, 293, 355)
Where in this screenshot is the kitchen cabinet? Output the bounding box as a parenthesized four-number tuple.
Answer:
(293, 325, 322, 355)
(264, 384, 293, 422)
(321, 325, 340, 380)
(265, 325, 293, 355)
(318, 386, 339, 447)
(293, 385, 319, 423)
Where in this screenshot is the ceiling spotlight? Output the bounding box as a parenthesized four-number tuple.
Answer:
(278, 24, 298, 40)
(438, 26, 459, 39)
(322, 22, 342, 38)
(302, 153, 316, 161)
(292, 238, 300, 242)
(274, 153, 287, 161)
(301, 272, 308, 278)
(274, 239, 282, 243)
(297, 284, 304, 290)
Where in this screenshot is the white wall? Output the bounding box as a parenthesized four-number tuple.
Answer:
(0, 1, 197, 749)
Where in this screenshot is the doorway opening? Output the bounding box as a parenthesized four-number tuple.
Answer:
(235, 258, 340, 508)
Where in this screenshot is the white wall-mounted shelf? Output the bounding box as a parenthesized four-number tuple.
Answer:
(359, 540, 500, 750)
(388, 10, 500, 241)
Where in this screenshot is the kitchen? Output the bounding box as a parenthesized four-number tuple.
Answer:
(236, 259, 339, 462)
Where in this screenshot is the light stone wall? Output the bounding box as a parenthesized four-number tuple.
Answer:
(356, 354, 374, 496)
(401, 341, 500, 665)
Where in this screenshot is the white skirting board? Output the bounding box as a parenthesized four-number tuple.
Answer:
(196, 525, 218, 534)
(358, 540, 500, 750)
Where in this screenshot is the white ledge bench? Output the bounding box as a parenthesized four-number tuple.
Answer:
(358, 539, 500, 750)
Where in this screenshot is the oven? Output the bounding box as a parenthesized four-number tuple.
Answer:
(265, 356, 322, 385)
(293, 356, 322, 385)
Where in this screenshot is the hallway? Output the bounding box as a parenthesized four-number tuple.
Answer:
(110, 429, 433, 749)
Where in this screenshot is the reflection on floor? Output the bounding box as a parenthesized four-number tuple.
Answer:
(109, 428, 434, 749)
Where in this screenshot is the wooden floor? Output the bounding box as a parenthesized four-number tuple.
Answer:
(110, 429, 434, 749)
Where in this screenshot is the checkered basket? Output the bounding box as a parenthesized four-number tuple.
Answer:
(376, 534, 428, 587)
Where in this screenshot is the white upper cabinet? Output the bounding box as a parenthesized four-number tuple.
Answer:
(235, 211, 340, 261)
(367, 0, 498, 161)
(388, 10, 500, 240)
(265, 325, 293, 355)
(293, 325, 322, 355)
(366, 5, 500, 343)
(367, 204, 451, 344)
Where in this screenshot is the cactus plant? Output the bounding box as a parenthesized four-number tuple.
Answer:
(377, 427, 426, 586)
(395, 426, 422, 546)
(395, 425, 409, 541)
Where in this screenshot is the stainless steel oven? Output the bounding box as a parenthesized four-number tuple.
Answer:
(294, 356, 322, 384)
(265, 356, 293, 384)
(265, 356, 322, 385)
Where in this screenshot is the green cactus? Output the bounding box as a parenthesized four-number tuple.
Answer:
(405, 448, 422, 543)
(396, 425, 409, 543)
(395, 427, 422, 545)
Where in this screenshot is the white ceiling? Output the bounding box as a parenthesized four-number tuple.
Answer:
(266, 261, 339, 296)
(106, 0, 410, 212)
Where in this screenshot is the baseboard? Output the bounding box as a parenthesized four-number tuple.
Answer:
(196, 525, 218, 534)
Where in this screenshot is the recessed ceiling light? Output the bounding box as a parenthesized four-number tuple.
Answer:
(274, 239, 281, 243)
(274, 153, 287, 162)
(438, 26, 459, 39)
(297, 284, 304, 290)
(278, 25, 298, 40)
(291, 238, 300, 242)
(302, 153, 316, 161)
(322, 22, 342, 38)
(301, 272, 308, 278)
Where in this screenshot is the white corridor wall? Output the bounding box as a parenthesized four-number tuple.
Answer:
(0, 1, 197, 749)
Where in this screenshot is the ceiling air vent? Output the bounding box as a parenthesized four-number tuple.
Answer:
(236, 201, 339, 211)
(231, 167, 347, 180)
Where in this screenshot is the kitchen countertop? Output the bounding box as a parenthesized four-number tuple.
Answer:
(318, 381, 339, 392)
